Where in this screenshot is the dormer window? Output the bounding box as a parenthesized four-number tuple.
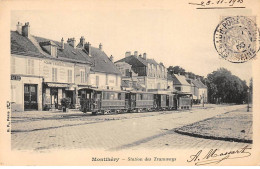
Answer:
(39, 41, 58, 58)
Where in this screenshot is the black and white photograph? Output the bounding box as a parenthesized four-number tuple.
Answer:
(0, 0, 260, 166)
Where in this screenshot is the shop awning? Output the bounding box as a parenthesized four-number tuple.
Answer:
(45, 82, 69, 88)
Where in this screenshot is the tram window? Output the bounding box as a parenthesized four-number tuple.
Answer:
(86, 93, 90, 99)
(110, 93, 114, 100)
(121, 93, 125, 100)
(142, 94, 146, 100)
(137, 94, 142, 100)
(82, 94, 86, 98)
(118, 93, 121, 100)
(161, 95, 166, 101)
(114, 93, 118, 100)
(102, 92, 106, 100)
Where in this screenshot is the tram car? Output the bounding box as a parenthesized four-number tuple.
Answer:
(153, 92, 177, 110)
(127, 91, 155, 112)
(79, 88, 127, 114)
(79, 88, 188, 115)
(177, 95, 192, 109)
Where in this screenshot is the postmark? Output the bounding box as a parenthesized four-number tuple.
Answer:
(214, 16, 260, 63)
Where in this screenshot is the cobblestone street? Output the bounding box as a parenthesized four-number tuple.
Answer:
(11, 104, 250, 151)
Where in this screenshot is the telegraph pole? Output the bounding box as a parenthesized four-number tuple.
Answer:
(247, 89, 250, 112)
(202, 92, 204, 107)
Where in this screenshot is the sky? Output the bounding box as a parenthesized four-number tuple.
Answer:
(11, 4, 254, 84)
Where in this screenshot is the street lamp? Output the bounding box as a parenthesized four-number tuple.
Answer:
(247, 89, 250, 112)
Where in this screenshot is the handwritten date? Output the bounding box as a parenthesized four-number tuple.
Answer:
(189, 0, 244, 7)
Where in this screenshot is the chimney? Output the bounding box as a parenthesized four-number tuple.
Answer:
(109, 55, 114, 62)
(16, 22, 22, 34)
(22, 22, 30, 37)
(80, 36, 85, 48)
(84, 42, 91, 56)
(134, 51, 138, 57)
(67, 38, 76, 49)
(99, 43, 103, 50)
(125, 51, 131, 57)
(143, 53, 147, 60)
(138, 54, 142, 59)
(61, 37, 64, 50)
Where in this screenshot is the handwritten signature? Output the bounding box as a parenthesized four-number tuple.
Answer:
(187, 145, 251, 165)
(189, 0, 244, 9)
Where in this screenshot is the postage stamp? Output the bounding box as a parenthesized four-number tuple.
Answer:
(214, 16, 260, 63)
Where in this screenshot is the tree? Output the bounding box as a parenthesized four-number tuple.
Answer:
(206, 68, 249, 104)
(167, 66, 186, 75)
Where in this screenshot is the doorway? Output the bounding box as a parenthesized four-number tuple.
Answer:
(24, 84, 38, 110)
(51, 88, 58, 109)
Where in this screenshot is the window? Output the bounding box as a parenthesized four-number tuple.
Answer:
(26, 59, 34, 75)
(125, 69, 130, 77)
(11, 57, 15, 74)
(67, 70, 72, 83)
(96, 76, 99, 86)
(106, 74, 108, 85)
(157, 83, 161, 89)
(80, 70, 85, 83)
(11, 85, 16, 102)
(52, 68, 57, 82)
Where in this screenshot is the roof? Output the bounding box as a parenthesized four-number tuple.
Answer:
(192, 79, 207, 88)
(11, 31, 92, 64)
(115, 55, 164, 67)
(172, 74, 190, 86)
(34, 35, 92, 64)
(115, 55, 148, 67)
(89, 47, 121, 75)
(11, 30, 121, 75)
(11, 31, 45, 58)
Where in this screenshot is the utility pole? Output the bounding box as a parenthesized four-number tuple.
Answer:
(202, 92, 204, 107)
(247, 89, 250, 112)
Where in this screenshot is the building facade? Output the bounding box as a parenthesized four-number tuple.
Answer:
(115, 51, 169, 91)
(192, 79, 208, 103)
(11, 22, 121, 112)
(172, 74, 192, 93)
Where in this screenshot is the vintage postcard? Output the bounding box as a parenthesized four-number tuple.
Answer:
(0, 0, 260, 166)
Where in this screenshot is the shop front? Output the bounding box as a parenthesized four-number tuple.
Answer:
(42, 82, 78, 110)
(11, 74, 43, 112)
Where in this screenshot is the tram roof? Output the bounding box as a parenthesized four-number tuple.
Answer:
(129, 90, 156, 94)
(94, 88, 127, 93)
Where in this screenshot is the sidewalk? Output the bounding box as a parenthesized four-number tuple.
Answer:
(174, 107, 252, 143)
